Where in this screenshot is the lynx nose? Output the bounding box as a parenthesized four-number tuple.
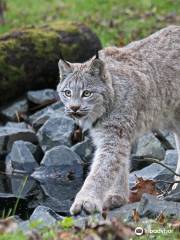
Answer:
(70, 105, 80, 112)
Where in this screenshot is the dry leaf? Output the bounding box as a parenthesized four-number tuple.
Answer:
(132, 209, 140, 222)
(156, 211, 166, 225)
(57, 231, 80, 240)
(129, 176, 159, 202)
(0, 217, 18, 234)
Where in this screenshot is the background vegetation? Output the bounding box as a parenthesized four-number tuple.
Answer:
(1, 0, 180, 46)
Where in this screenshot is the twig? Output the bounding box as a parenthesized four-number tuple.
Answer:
(135, 156, 180, 177)
(152, 129, 174, 150)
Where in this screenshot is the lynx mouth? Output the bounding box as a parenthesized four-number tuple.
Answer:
(67, 112, 87, 119)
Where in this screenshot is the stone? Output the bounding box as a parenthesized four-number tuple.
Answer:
(31, 146, 83, 213)
(32, 145, 83, 180)
(134, 132, 165, 160)
(162, 130, 176, 149)
(137, 193, 180, 218)
(30, 206, 63, 227)
(1, 99, 28, 121)
(29, 194, 72, 215)
(24, 142, 43, 163)
(27, 89, 58, 105)
(28, 101, 64, 130)
(37, 116, 75, 152)
(108, 202, 139, 221)
(9, 140, 39, 173)
(5, 122, 28, 129)
(9, 176, 37, 198)
(164, 183, 180, 202)
(73, 202, 139, 229)
(0, 126, 37, 153)
(163, 149, 178, 166)
(71, 137, 95, 162)
(129, 160, 176, 188)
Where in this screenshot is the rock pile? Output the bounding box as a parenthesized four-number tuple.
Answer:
(0, 88, 179, 231)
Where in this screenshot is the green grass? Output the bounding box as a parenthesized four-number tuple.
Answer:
(1, 0, 180, 46)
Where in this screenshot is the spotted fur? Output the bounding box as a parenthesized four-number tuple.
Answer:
(57, 26, 180, 214)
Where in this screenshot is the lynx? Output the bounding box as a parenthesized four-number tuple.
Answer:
(57, 26, 180, 215)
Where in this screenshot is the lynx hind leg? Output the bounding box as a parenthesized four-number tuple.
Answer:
(172, 132, 180, 190)
(103, 169, 129, 210)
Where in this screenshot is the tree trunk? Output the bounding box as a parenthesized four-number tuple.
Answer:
(0, 0, 6, 25)
(0, 21, 102, 106)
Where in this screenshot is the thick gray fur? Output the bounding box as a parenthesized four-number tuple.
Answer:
(57, 26, 180, 214)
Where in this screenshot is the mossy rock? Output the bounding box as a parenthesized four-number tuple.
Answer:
(0, 21, 102, 105)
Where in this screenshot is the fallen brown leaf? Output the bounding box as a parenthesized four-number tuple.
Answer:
(156, 211, 166, 225)
(132, 209, 140, 222)
(129, 176, 159, 202)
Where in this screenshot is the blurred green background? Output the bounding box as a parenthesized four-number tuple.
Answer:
(0, 0, 180, 46)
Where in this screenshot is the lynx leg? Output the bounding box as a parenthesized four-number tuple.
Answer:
(70, 128, 131, 215)
(103, 168, 129, 210)
(172, 132, 180, 190)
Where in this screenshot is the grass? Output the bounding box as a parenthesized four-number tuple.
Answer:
(1, 0, 180, 46)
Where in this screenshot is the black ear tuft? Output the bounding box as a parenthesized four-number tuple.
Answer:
(95, 51, 99, 59)
(59, 51, 71, 66)
(59, 50, 65, 61)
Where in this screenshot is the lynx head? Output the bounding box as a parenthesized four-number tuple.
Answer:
(57, 52, 114, 130)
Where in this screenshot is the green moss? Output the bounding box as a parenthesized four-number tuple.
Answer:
(59, 42, 80, 60)
(49, 21, 79, 33)
(22, 29, 59, 58)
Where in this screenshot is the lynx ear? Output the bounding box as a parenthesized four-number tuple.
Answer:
(89, 58, 105, 77)
(58, 59, 73, 81)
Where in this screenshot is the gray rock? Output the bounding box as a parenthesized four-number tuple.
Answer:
(73, 202, 139, 229)
(134, 132, 165, 160)
(19, 220, 30, 232)
(163, 150, 178, 166)
(0, 126, 37, 153)
(162, 130, 176, 149)
(5, 122, 28, 129)
(164, 183, 180, 202)
(30, 206, 63, 227)
(31, 146, 83, 213)
(29, 101, 64, 130)
(129, 161, 176, 188)
(10, 140, 39, 173)
(32, 145, 83, 180)
(137, 193, 180, 218)
(23, 141, 43, 163)
(1, 99, 28, 121)
(71, 137, 94, 162)
(37, 116, 75, 152)
(11, 176, 37, 198)
(6, 141, 42, 173)
(108, 202, 139, 221)
(27, 89, 58, 105)
(23, 142, 37, 155)
(29, 194, 73, 215)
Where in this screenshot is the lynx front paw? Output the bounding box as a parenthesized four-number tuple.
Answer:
(70, 194, 103, 215)
(103, 194, 128, 210)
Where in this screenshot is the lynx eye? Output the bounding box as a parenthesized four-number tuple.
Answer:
(82, 90, 92, 98)
(64, 90, 71, 97)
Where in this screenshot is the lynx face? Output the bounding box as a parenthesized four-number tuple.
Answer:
(57, 58, 110, 130)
